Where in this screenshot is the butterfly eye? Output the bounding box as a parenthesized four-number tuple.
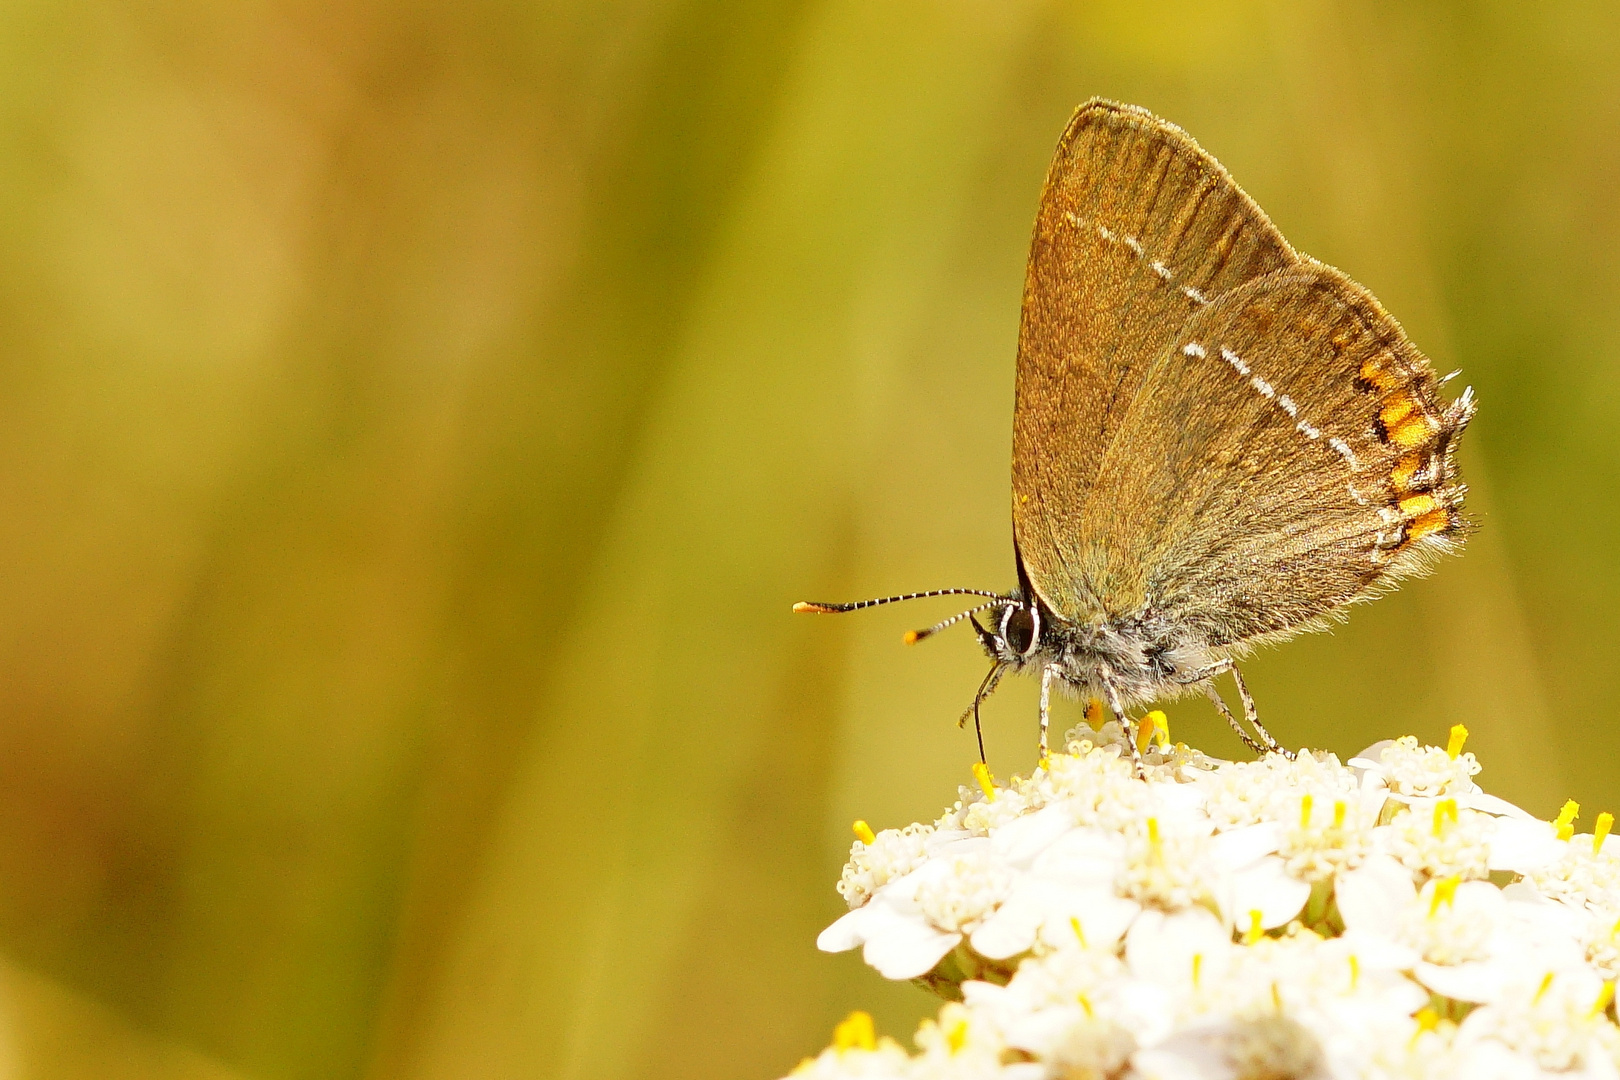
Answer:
(1003, 605, 1039, 657)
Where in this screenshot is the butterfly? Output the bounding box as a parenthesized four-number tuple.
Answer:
(797, 100, 1474, 768)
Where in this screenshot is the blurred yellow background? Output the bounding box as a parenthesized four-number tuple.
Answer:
(0, 2, 1615, 1078)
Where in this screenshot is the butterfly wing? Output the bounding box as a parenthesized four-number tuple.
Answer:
(1012, 100, 1296, 620)
(1075, 259, 1473, 650)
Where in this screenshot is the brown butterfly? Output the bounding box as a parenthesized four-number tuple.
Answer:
(796, 100, 1474, 768)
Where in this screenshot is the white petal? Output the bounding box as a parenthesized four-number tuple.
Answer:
(861, 915, 961, 980)
(923, 828, 976, 854)
(1335, 927, 1420, 971)
(1465, 790, 1538, 821)
(885, 850, 964, 900)
(1038, 888, 1141, 952)
(997, 1003, 1090, 1057)
(1334, 854, 1414, 936)
(1487, 816, 1563, 872)
(973, 874, 1142, 960)
(968, 879, 1047, 959)
(1031, 827, 1126, 884)
(1449, 1038, 1541, 1080)
(1415, 959, 1506, 1003)
(1000, 1065, 1050, 1080)
(1115, 977, 1178, 1047)
(1453, 878, 1509, 918)
(1126, 907, 1230, 985)
(1147, 779, 1208, 816)
(1209, 821, 1283, 870)
(816, 907, 870, 952)
(1348, 740, 1394, 771)
(924, 832, 988, 859)
(1224, 856, 1312, 929)
(990, 805, 1074, 867)
(1131, 1022, 1241, 1080)
(1501, 881, 1586, 937)
(959, 980, 1004, 1008)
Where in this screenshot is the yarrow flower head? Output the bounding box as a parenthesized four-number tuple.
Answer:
(788, 718, 1620, 1080)
(1354, 734, 1481, 801)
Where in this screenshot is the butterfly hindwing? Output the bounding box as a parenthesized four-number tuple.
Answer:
(1074, 260, 1472, 651)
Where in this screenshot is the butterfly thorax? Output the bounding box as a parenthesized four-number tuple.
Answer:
(974, 590, 1215, 708)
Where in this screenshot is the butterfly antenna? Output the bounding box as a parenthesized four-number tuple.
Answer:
(792, 588, 1003, 615)
(902, 599, 1002, 645)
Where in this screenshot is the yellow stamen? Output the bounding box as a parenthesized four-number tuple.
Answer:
(1333, 800, 1347, 829)
(1147, 818, 1163, 862)
(972, 761, 996, 802)
(1191, 952, 1203, 989)
(1084, 698, 1103, 728)
(1148, 710, 1170, 749)
(1556, 800, 1581, 841)
(1038, 756, 1051, 774)
(1609, 915, 1620, 941)
(1431, 798, 1458, 838)
(1595, 811, 1614, 855)
(852, 820, 876, 845)
(1070, 915, 1087, 949)
(1076, 993, 1094, 1018)
(1138, 711, 1167, 753)
(1271, 981, 1283, 1012)
(1592, 981, 1616, 1019)
(1299, 793, 1314, 830)
(1447, 724, 1469, 759)
(945, 1018, 968, 1054)
(834, 1011, 876, 1053)
(1429, 874, 1460, 917)
(1410, 1007, 1439, 1048)
(1244, 909, 1265, 945)
(1534, 971, 1555, 1005)
(1348, 954, 1360, 991)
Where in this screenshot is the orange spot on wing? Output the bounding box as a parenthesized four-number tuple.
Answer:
(1390, 415, 1435, 448)
(1406, 507, 1451, 541)
(1359, 355, 1403, 393)
(1380, 394, 1417, 429)
(1398, 493, 1440, 518)
(1390, 453, 1425, 493)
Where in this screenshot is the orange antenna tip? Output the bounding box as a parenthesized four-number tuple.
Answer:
(793, 602, 835, 613)
(902, 629, 922, 645)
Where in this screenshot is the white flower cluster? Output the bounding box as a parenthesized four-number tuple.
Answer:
(788, 722, 1620, 1080)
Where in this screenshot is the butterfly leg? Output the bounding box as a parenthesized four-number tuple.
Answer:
(1228, 662, 1290, 758)
(1100, 677, 1145, 777)
(958, 663, 1006, 764)
(1179, 660, 1283, 757)
(1038, 664, 1054, 760)
(1201, 681, 1268, 756)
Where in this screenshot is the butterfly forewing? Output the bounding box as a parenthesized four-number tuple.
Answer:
(1012, 100, 1297, 621)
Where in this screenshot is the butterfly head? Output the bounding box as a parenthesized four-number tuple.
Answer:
(972, 594, 1046, 669)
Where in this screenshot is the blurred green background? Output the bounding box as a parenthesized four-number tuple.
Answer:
(0, 1, 1615, 1078)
